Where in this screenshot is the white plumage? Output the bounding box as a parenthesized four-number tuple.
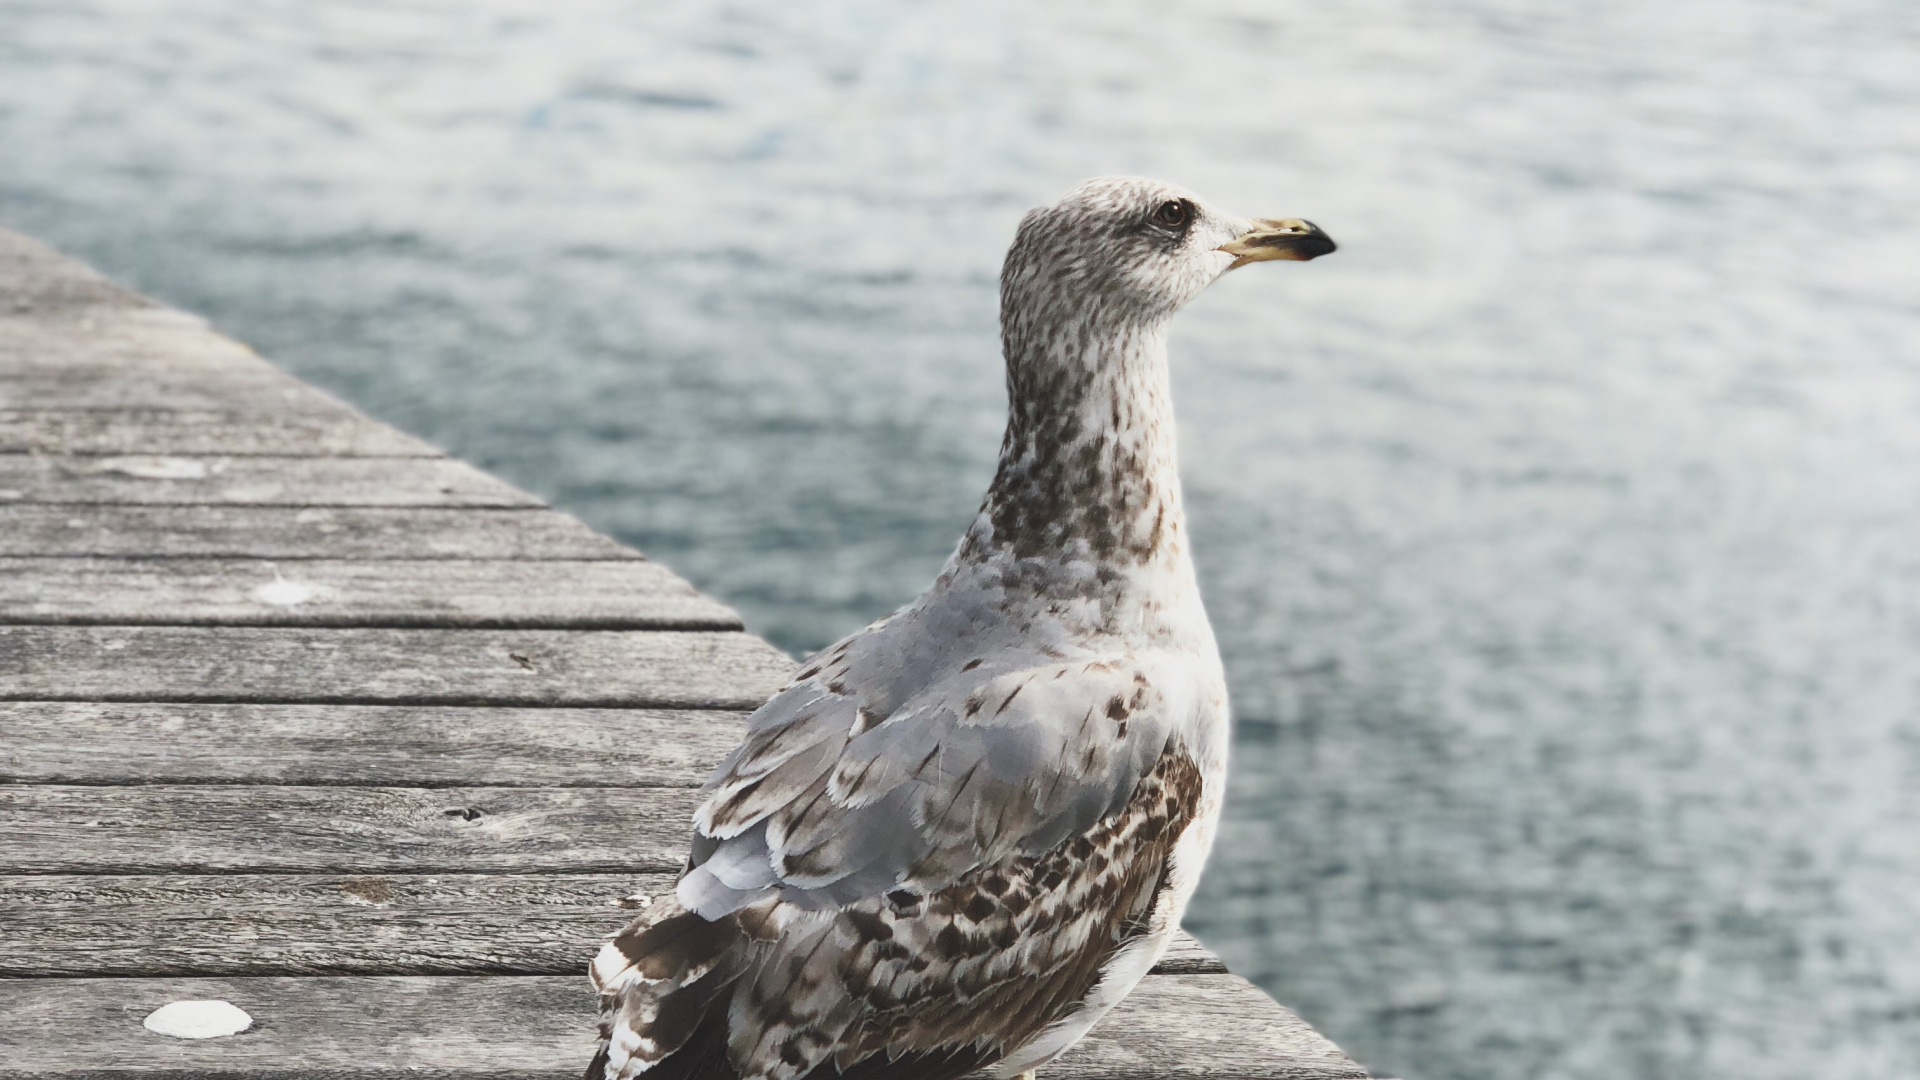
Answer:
(587, 177, 1335, 1080)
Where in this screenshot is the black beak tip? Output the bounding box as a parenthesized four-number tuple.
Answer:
(1301, 223, 1337, 260)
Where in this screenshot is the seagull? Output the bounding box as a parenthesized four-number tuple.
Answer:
(587, 177, 1336, 1080)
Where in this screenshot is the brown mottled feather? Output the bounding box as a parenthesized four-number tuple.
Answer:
(592, 748, 1203, 1080)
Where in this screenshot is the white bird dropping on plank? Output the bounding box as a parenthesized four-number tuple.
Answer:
(586, 177, 1336, 1080)
(142, 1000, 252, 1039)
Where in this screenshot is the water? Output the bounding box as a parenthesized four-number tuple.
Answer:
(4, 2, 1918, 1076)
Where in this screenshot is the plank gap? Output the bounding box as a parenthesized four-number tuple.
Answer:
(0, 617, 744, 631)
(0, 552, 644, 561)
(0, 694, 781, 708)
(0, 505, 641, 560)
(0, 500, 544, 509)
(0, 778, 704, 789)
(0, 452, 448, 459)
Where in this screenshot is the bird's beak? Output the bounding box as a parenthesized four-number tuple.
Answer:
(1218, 218, 1337, 270)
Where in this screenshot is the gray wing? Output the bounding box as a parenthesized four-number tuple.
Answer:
(587, 608, 1211, 1079)
(588, 738, 1208, 1080)
(675, 614, 1195, 919)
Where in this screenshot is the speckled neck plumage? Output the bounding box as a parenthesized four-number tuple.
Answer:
(964, 248, 1188, 573)
(981, 316, 1183, 565)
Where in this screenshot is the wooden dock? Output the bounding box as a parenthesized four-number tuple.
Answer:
(0, 227, 1373, 1080)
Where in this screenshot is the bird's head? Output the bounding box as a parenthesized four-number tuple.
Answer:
(1002, 176, 1335, 331)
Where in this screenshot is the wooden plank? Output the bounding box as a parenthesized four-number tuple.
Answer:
(0, 974, 1364, 1080)
(0, 872, 676, 977)
(0, 872, 1229, 979)
(0, 558, 743, 630)
(1154, 931, 1233, 975)
(0, 455, 540, 506)
(0, 308, 358, 410)
(2, 309, 292, 375)
(0, 228, 149, 313)
(0, 505, 639, 559)
(0, 626, 795, 708)
(0, 976, 588, 1079)
(0, 785, 702, 874)
(1059, 975, 1370, 1079)
(0, 366, 364, 412)
(0, 703, 746, 787)
(0, 409, 440, 456)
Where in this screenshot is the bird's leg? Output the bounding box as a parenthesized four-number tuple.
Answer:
(1012, 1073, 1037, 1080)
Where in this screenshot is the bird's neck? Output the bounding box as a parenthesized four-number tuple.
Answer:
(966, 317, 1188, 570)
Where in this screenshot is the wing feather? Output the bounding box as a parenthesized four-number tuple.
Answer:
(592, 606, 1214, 1080)
(680, 626, 1191, 923)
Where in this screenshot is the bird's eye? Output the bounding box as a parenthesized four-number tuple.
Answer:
(1153, 200, 1191, 229)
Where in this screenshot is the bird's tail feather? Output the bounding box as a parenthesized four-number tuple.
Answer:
(587, 899, 748, 1080)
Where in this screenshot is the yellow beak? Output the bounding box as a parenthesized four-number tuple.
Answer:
(1218, 218, 1337, 270)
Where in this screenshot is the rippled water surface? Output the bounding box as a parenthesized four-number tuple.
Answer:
(5, 2, 1920, 1077)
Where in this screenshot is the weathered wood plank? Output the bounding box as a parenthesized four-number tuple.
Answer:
(0, 872, 675, 977)
(0, 703, 746, 787)
(0, 308, 355, 410)
(0, 558, 743, 629)
(0, 455, 540, 507)
(1153, 931, 1233, 975)
(2, 309, 291, 375)
(0, 366, 366, 411)
(0, 409, 441, 456)
(0, 785, 702, 874)
(0, 974, 1364, 1079)
(0, 626, 795, 708)
(1059, 975, 1370, 1079)
(0, 976, 592, 1079)
(0, 873, 1227, 978)
(0, 228, 149, 313)
(0, 505, 639, 559)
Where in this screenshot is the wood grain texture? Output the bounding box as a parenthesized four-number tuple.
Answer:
(0, 367, 365, 412)
(0, 872, 676, 977)
(2, 308, 292, 375)
(0, 409, 441, 456)
(0, 455, 539, 507)
(0, 558, 743, 629)
(0, 626, 796, 708)
(0, 505, 639, 559)
(1153, 931, 1234, 975)
(0, 974, 1365, 1080)
(1056, 974, 1371, 1079)
(0, 785, 703, 874)
(0, 872, 1227, 978)
(0, 702, 747, 787)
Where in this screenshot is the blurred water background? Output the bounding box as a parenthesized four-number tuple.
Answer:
(5, 1, 1919, 1077)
